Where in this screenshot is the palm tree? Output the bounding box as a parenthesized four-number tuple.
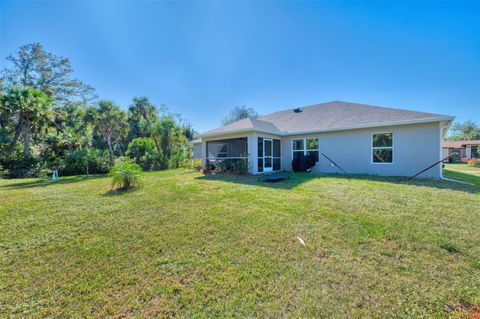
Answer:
(92, 100, 127, 164)
(59, 126, 87, 151)
(128, 97, 157, 139)
(152, 116, 183, 168)
(0, 86, 52, 159)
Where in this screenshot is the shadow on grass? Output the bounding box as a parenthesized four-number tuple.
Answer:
(195, 170, 480, 194)
(443, 169, 480, 194)
(103, 187, 141, 196)
(0, 174, 107, 189)
(195, 172, 309, 190)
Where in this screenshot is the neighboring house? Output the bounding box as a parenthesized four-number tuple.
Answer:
(442, 140, 480, 162)
(194, 101, 454, 178)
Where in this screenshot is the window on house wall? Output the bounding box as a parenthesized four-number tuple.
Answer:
(292, 138, 319, 162)
(293, 139, 304, 160)
(306, 138, 319, 162)
(372, 133, 393, 163)
(472, 146, 478, 159)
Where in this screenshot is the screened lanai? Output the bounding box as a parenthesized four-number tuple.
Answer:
(205, 137, 248, 172)
(206, 137, 248, 159)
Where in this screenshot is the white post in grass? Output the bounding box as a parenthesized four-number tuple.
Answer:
(52, 170, 58, 181)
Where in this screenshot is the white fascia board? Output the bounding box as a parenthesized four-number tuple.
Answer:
(439, 117, 455, 138)
(199, 128, 283, 138)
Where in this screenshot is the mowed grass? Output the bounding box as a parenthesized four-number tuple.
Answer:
(444, 163, 480, 190)
(0, 169, 479, 318)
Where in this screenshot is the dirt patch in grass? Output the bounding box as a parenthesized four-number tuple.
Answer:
(445, 302, 480, 318)
(468, 308, 480, 319)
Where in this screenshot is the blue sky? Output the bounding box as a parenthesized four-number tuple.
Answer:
(1, 1, 479, 132)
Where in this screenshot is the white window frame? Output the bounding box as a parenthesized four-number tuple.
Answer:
(292, 138, 319, 162)
(371, 132, 394, 164)
(263, 138, 274, 173)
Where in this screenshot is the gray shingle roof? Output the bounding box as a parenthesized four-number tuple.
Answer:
(201, 117, 283, 136)
(200, 101, 453, 137)
(443, 140, 480, 148)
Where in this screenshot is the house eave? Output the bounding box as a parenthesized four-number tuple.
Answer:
(286, 116, 455, 136)
(199, 116, 455, 139)
(199, 127, 283, 138)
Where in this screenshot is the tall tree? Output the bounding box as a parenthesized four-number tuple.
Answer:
(54, 103, 91, 149)
(222, 105, 259, 126)
(181, 123, 197, 141)
(128, 97, 157, 139)
(447, 120, 480, 140)
(1, 43, 95, 104)
(152, 116, 188, 168)
(92, 100, 128, 164)
(0, 87, 53, 159)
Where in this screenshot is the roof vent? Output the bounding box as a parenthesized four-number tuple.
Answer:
(293, 107, 302, 113)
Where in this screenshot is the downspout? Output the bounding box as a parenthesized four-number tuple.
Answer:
(439, 124, 443, 179)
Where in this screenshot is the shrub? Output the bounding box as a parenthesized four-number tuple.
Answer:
(0, 156, 52, 178)
(449, 152, 459, 163)
(168, 142, 192, 169)
(62, 150, 89, 175)
(126, 137, 161, 170)
(88, 150, 112, 174)
(109, 160, 143, 190)
(467, 158, 478, 167)
(0, 153, 39, 178)
(61, 149, 111, 176)
(2, 167, 52, 179)
(193, 159, 202, 171)
(230, 158, 248, 173)
(209, 158, 248, 174)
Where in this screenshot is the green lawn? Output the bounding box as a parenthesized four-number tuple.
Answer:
(1, 169, 479, 318)
(444, 163, 480, 190)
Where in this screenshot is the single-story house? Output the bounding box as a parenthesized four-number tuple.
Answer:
(442, 140, 480, 162)
(192, 101, 454, 178)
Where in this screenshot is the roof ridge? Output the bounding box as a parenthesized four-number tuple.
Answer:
(278, 100, 447, 117)
(200, 101, 453, 138)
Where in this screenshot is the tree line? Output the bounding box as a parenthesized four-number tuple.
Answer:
(446, 120, 480, 141)
(0, 43, 196, 178)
